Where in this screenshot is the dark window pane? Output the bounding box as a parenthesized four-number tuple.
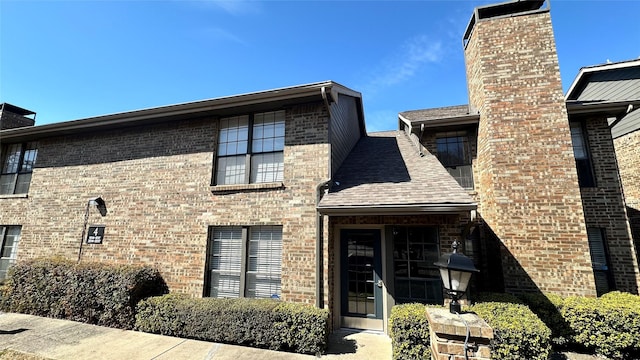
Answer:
(576, 159, 595, 187)
(393, 226, 443, 304)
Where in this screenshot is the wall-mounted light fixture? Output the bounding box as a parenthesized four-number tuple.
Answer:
(78, 197, 107, 262)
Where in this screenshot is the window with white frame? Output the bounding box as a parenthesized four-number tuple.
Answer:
(0, 142, 38, 195)
(215, 111, 285, 185)
(0, 226, 21, 282)
(205, 225, 282, 299)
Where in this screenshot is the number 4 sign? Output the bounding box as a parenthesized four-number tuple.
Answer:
(86, 226, 105, 244)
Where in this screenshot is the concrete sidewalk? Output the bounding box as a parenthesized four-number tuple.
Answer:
(0, 313, 392, 360)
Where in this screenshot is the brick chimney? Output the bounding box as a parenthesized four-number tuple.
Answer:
(463, 1, 596, 296)
(1, 103, 36, 130)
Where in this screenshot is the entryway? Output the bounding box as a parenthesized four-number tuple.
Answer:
(340, 229, 383, 331)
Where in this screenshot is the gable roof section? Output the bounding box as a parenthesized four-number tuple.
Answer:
(0, 81, 363, 142)
(566, 59, 640, 137)
(399, 105, 479, 130)
(318, 130, 476, 215)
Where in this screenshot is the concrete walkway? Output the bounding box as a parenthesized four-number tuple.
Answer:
(0, 313, 392, 360)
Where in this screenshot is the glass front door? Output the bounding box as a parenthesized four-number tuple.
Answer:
(341, 229, 383, 322)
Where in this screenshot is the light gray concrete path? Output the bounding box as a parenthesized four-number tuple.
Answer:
(0, 313, 392, 360)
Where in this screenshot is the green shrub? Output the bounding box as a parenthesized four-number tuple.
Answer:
(0, 258, 167, 329)
(134, 294, 329, 355)
(518, 292, 572, 347)
(470, 301, 551, 360)
(273, 301, 329, 354)
(561, 291, 640, 359)
(389, 303, 432, 360)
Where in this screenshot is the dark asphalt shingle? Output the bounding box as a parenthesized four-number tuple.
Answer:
(318, 130, 476, 210)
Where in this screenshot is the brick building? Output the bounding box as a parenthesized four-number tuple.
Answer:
(565, 59, 640, 288)
(400, 1, 640, 301)
(2, 0, 640, 333)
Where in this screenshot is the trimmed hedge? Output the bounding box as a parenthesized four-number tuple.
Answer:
(134, 294, 329, 355)
(390, 292, 640, 360)
(389, 303, 433, 360)
(561, 291, 640, 359)
(517, 292, 573, 347)
(469, 301, 551, 360)
(0, 258, 167, 329)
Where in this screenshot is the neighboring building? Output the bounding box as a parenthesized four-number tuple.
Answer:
(0, 103, 36, 130)
(565, 59, 640, 281)
(2, 0, 640, 334)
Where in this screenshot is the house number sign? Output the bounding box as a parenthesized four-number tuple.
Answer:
(86, 226, 105, 244)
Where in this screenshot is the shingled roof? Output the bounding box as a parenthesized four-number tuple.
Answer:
(399, 105, 479, 129)
(317, 130, 476, 215)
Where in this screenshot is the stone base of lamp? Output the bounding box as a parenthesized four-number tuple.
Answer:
(425, 307, 493, 360)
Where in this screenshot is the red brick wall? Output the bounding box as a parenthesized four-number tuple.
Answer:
(464, 11, 596, 296)
(2, 103, 331, 303)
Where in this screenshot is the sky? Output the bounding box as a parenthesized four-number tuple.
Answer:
(1, 1, 639, 132)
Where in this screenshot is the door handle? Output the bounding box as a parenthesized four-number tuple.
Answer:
(376, 279, 383, 288)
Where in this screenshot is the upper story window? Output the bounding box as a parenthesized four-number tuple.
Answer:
(0, 142, 38, 195)
(215, 111, 285, 185)
(436, 131, 473, 189)
(570, 121, 596, 188)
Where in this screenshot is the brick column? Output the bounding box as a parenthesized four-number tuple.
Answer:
(426, 308, 492, 360)
(464, 7, 597, 296)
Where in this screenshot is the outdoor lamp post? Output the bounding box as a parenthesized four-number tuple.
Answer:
(434, 240, 479, 314)
(78, 197, 107, 262)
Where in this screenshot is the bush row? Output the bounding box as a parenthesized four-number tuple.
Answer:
(134, 294, 329, 355)
(476, 291, 640, 360)
(522, 291, 640, 360)
(469, 301, 551, 360)
(390, 297, 552, 360)
(0, 258, 167, 329)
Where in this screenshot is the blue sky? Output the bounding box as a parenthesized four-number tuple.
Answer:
(1, 1, 639, 132)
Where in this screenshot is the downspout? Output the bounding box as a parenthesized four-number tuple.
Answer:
(316, 181, 330, 309)
(315, 86, 333, 308)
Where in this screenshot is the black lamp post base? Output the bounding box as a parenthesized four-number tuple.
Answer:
(449, 299, 461, 314)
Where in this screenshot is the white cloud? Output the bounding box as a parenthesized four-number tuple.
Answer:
(358, 35, 443, 97)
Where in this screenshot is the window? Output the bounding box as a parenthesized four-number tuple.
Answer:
(0, 142, 38, 194)
(436, 132, 473, 189)
(215, 111, 285, 185)
(0, 226, 21, 282)
(586, 228, 614, 296)
(570, 122, 596, 187)
(392, 226, 443, 304)
(205, 225, 282, 299)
